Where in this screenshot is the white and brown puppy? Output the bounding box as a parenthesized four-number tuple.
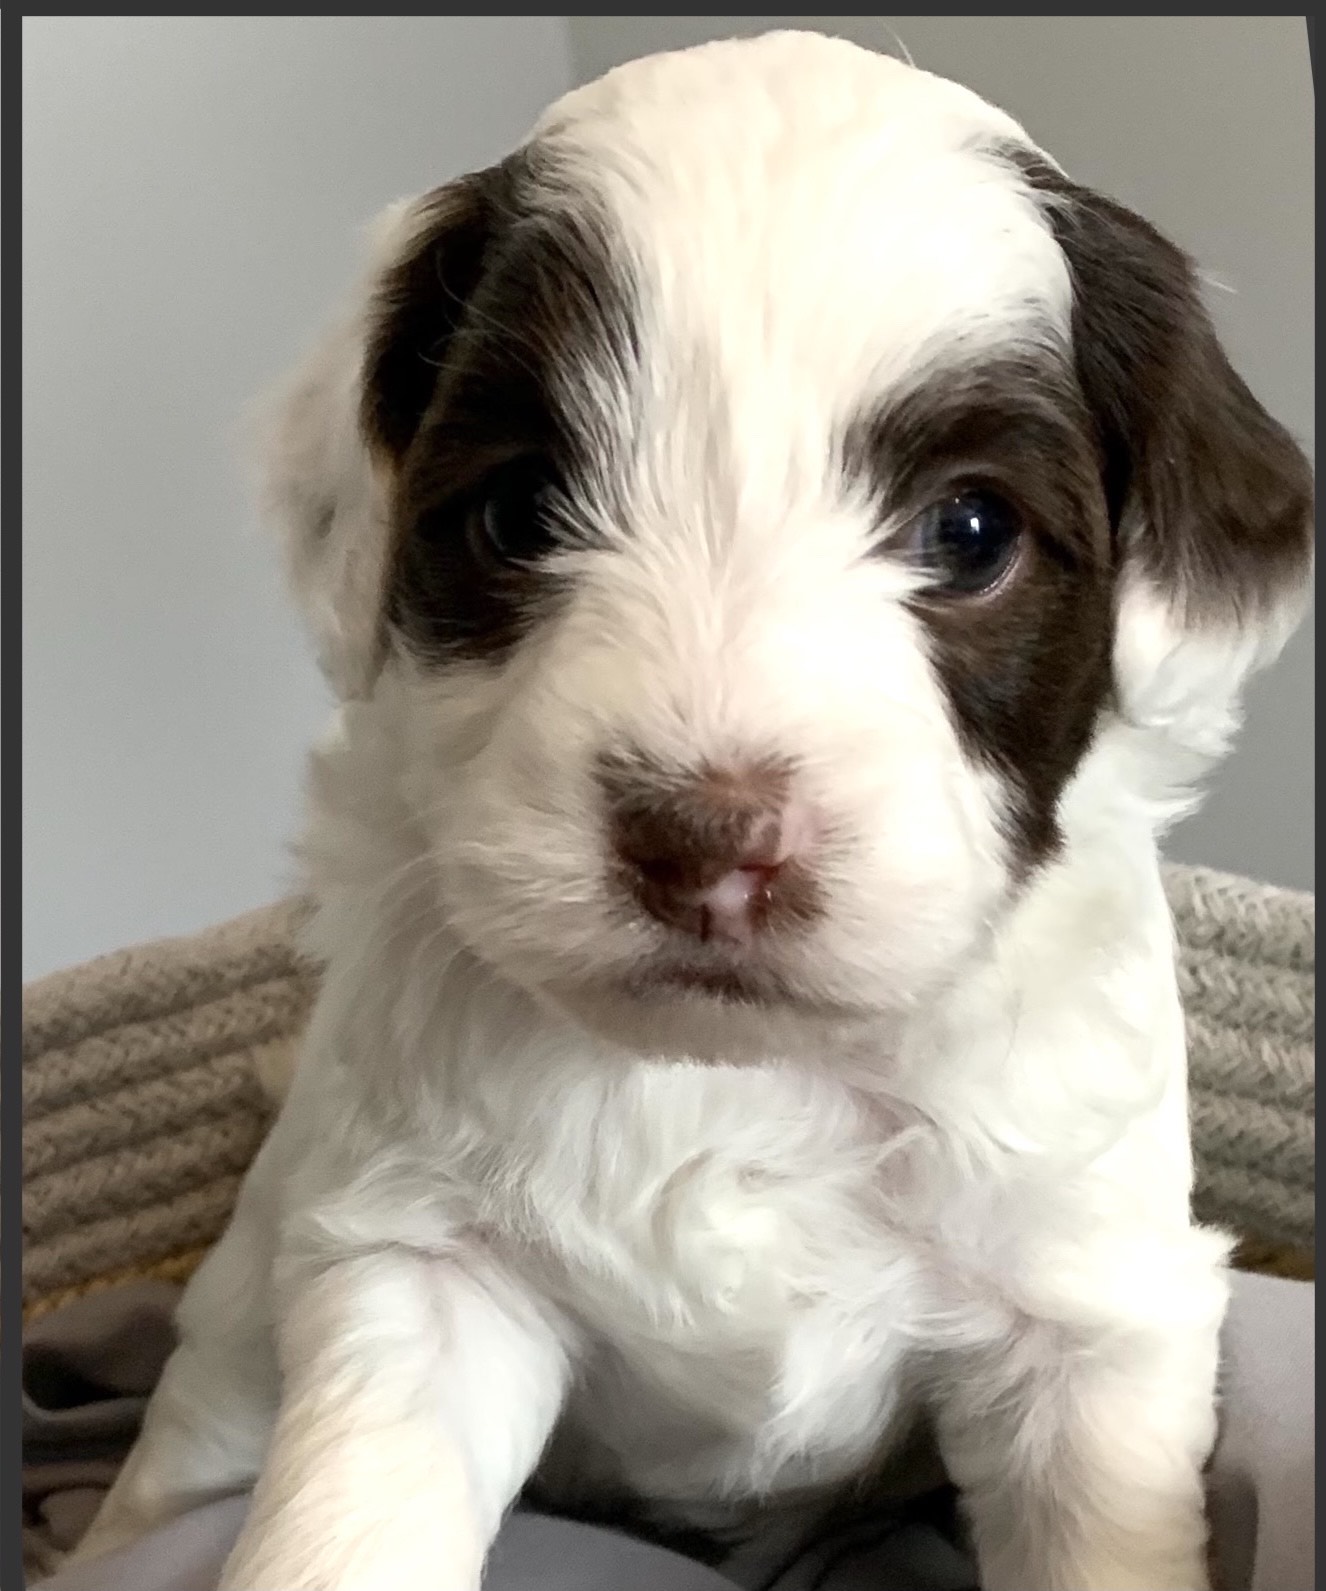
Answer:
(77, 31, 1312, 1591)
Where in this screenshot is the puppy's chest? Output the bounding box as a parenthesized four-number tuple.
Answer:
(478, 1072, 926, 1499)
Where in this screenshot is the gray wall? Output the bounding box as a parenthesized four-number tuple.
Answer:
(23, 18, 1313, 979)
(568, 17, 1315, 892)
(22, 17, 575, 979)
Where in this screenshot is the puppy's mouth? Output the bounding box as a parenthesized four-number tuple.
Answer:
(615, 956, 858, 1019)
(621, 962, 773, 1005)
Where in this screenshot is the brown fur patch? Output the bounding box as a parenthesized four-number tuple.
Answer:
(850, 354, 1117, 871)
(1000, 144, 1313, 628)
(360, 152, 639, 666)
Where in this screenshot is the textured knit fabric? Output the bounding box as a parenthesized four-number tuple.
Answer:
(22, 900, 315, 1316)
(20, 864, 1314, 1319)
(1168, 866, 1315, 1250)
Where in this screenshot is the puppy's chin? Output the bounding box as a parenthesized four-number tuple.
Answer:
(540, 972, 878, 1067)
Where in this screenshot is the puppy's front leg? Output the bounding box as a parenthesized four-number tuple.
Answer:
(933, 1234, 1229, 1591)
(220, 1248, 570, 1591)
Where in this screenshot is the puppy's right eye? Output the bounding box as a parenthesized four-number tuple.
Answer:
(466, 457, 561, 567)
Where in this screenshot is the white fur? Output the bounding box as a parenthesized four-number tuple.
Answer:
(77, 32, 1308, 1591)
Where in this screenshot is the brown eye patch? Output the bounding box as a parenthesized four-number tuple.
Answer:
(390, 450, 573, 665)
(376, 153, 643, 667)
(846, 354, 1118, 873)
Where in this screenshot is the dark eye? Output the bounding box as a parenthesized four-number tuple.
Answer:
(908, 488, 1022, 596)
(467, 457, 560, 566)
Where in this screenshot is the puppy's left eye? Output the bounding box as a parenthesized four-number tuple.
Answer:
(906, 488, 1023, 596)
(468, 457, 561, 567)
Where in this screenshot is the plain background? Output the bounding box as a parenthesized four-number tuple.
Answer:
(22, 17, 575, 979)
(23, 17, 1314, 979)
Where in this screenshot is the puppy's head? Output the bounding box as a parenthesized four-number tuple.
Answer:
(269, 33, 1312, 1060)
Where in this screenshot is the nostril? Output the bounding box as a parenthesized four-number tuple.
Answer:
(633, 855, 692, 892)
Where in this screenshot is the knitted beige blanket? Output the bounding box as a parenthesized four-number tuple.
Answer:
(22, 864, 1314, 1319)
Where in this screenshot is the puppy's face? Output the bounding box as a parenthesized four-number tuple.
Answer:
(274, 35, 1311, 1061)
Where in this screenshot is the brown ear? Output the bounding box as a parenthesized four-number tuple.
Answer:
(261, 175, 497, 699)
(1011, 148, 1313, 761)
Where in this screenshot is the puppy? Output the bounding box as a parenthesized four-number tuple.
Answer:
(76, 31, 1312, 1591)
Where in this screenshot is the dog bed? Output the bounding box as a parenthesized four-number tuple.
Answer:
(21, 862, 1314, 1324)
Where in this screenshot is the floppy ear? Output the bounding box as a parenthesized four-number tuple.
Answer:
(1014, 152, 1313, 774)
(260, 175, 495, 699)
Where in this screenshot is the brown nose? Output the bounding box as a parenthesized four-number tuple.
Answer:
(600, 756, 818, 944)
